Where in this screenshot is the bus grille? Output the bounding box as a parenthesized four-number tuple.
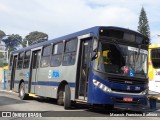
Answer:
(111, 89, 141, 93)
(107, 77, 147, 85)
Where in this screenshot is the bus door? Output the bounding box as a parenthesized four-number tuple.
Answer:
(29, 49, 41, 93)
(10, 55, 17, 90)
(78, 39, 92, 100)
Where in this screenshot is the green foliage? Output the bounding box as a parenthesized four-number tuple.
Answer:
(137, 7, 150, 44)
(0, 52, 4, 58)
(0, 30, 6, 39)
(22, 40, 27, 47)
(0, 60, 3, 67)
(24, 31, 48, 46)
(0, 53, 4, 67)
(2, 34, 22, 51)
(0, 30, 6, 67)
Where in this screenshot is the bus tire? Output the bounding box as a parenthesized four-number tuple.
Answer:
(19, 82, 28, 100)
(64, 84, 71, 109)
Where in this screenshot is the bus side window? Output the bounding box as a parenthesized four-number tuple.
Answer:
(50, 42, 63, 67)
(17, 52, 24, 69)
(62, 38, 78, 66)
(23, 51, 31, 69)
(41, 45, 51, 67)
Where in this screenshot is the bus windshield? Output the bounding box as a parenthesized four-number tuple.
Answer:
(151, 48, 160, 69)
(94, 42, 148, 78)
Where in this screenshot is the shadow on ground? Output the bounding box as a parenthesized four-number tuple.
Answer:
(26, 96, 155, 117)
(0, 96, 28, 106)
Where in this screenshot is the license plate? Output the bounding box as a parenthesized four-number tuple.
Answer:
(123, 97, 133, 102)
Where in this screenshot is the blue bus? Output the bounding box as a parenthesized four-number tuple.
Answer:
(7, 26, 149, 110)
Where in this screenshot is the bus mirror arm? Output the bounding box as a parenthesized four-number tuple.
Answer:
(91, 49, 98, 60)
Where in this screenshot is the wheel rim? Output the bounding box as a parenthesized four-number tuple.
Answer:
(63, 92, 65, 104)
(20, 86, 24, 97)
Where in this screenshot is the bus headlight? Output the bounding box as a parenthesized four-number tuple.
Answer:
(93, 79, 111, 92)
(140, 89, 148, 95)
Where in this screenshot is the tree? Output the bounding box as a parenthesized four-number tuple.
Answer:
(0, 60, 3, 67)
(0, 30, 6, 39)
(0, 30, 6, 66)
(0, 52, 4, 58)
(0, 52, 4, 67)
(137, 7, 151, 44)
(24, 31, 48, 46)
(2, 34, 22, 51)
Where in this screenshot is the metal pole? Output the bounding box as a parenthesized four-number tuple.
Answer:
(3, 69, 6, 90)
(6, 49, 8, 63)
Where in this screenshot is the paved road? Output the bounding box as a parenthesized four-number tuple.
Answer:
(0, 89, 160, 120)
(0, 81, 4, 90)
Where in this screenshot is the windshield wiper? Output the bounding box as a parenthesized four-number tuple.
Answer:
(131, 44, 143, 72)
(135, 45, 141, 62)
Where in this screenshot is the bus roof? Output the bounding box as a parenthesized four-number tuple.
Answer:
(149, 44, 160, 49)
(11, 26, 147, 54)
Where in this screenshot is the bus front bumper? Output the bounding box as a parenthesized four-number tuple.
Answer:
(89, 88, 148, 107)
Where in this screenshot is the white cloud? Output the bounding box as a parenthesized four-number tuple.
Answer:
(0, 0, 160, 43)
(0, 3, 9, 12)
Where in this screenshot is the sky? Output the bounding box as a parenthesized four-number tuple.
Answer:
(0, 0, 160, 44)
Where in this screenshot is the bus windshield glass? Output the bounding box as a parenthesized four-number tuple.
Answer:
(151, 48, 160, 68)
(94, 42, 148, 77)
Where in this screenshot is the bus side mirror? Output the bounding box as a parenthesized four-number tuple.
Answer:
(92, 37, 98, 60)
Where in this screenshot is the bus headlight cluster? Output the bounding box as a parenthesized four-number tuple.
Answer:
(93, 79, 111, 92)
(140, 89, 148, 95)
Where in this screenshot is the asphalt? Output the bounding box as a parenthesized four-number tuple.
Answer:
(1, 82, 160, 112)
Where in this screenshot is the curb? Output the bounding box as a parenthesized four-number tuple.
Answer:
(0, 89, 17, 94)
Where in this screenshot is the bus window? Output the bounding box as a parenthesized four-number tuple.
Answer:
(41, 45, 51, 67)
(50, 42, 63, 67)
(23, 51, 31, 69)
(17, 52, 24, 69)
(151, 48, 160, 68)
(62, 39, 78, 66)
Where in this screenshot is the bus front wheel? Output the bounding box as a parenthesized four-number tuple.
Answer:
(64, 84, 71, 109)
(19, 82, 28, 100)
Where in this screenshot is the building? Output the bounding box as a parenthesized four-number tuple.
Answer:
(0, 41, 7, 65)
(0, 40, 6, 51)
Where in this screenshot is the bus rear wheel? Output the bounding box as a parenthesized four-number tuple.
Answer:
(64, 84, 71, 109)
(19, 82, 28, 100)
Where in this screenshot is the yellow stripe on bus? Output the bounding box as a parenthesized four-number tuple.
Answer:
(148, 46, 154, 81)
(149, 44, 160, 49)
(29, 93, 37, 97)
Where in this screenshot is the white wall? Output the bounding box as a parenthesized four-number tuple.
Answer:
(0, 67, 4, 83)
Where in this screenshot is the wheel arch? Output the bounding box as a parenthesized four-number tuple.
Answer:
(57, 80, 69, 98)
